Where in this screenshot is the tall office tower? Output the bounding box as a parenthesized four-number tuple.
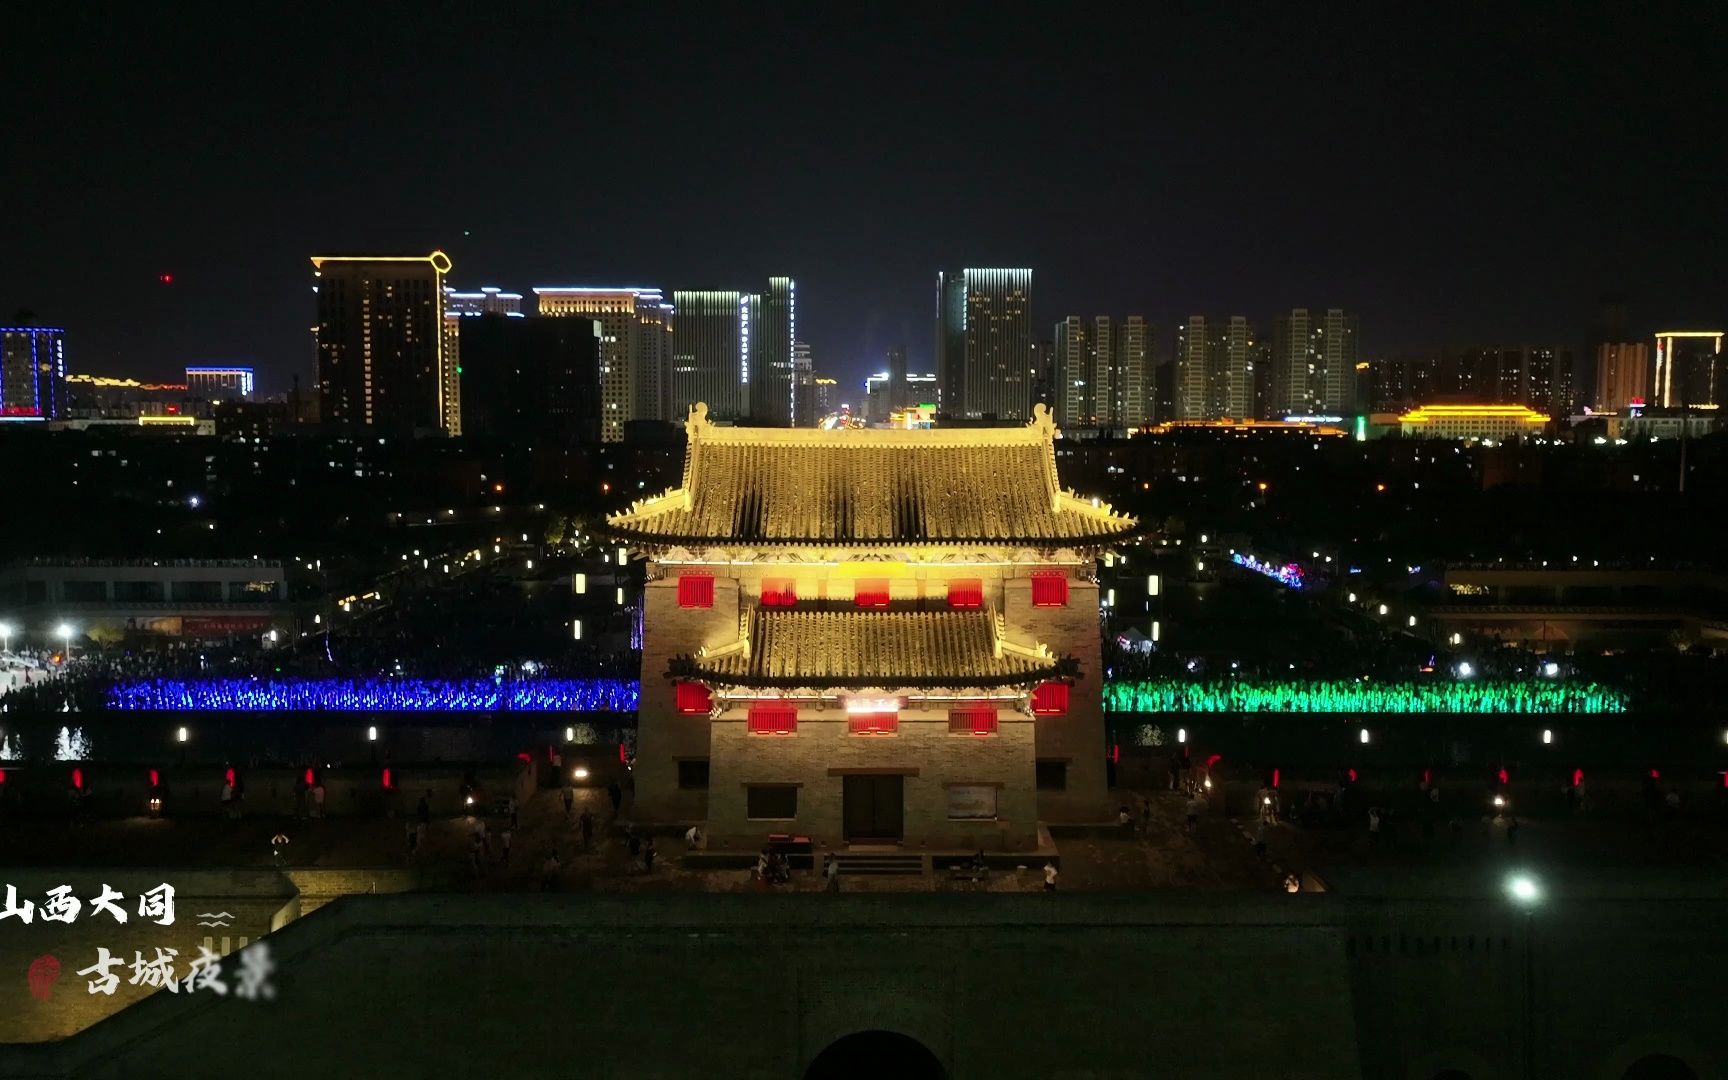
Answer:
(887, 345, 909, 412)
(442, 286, 524, 437)
(1175, 316, 1254, 420)
(744, 277, 797, 425)
(670, 290, 746, 421)
(936, 268, 1033, 420)
(457, 314, 601, 443)
(185, 366, 255, 400)
(311, 251, 453, 433)
(1653, 331, 1724, 408)
(1595, 342, 1650, 410)
(0, 325, 67, 420)
(534, 287, 672, 442)
(1271, 309, 1357, 418)
(1525, 346, 1576, 416)
(793, 341, 815, 426)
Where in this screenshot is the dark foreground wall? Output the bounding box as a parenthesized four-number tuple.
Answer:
(1, 892, 1722, 1080)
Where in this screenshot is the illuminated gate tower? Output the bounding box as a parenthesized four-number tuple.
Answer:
(606, 403, 1138, 850)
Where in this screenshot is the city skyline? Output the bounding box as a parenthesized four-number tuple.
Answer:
(5, 8, 1723, 396)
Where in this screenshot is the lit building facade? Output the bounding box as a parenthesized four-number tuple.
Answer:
(311, 252, 453, 434)
(1653, 331, 1723, 408)
(1175, 316, 1254, 420)
(184, 366, 255, 400)
(1055, 316, 1151, 430)
(534, 287, 671, 442)
(1594, 342, 1650, 410)
(937, 268, 1034, 421)
(1396, 403, 1550, 441)
(607, 403, 1134, 850)
(670, 290, 745, 421)
(1270, 309, 1357, 418)
(1, 326, 68, 421)
(746, 277, 796, 426)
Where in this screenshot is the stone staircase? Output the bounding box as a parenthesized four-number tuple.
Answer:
(834, 851, 927, 877)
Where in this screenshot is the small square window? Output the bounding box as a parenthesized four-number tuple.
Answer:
(746, 784, 798, 819)
(677, 574, 714, 608)
(1036, 760, 1068, 790)
(948, 707, 998, 735)
(1031, 682, 1070, 715)
(1031, 572, 1069, 607)
(947, 579, 984, 609)
(677, 759, 710, 789)
(748, 702, 797, 734)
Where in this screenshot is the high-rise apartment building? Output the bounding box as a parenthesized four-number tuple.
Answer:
(936, 268, 1033, 421)
(1175, 316, 1255, 420)
(1368, 346, 1574, 415)
(1594, 342, 1650, 410)
(746, 277, 796, 425)
(0, 325, 67, 421)
(887, 345, 909, 413)
(1653, 331, 1723, 408)
(1054, 316, 1151, 430)
(534, 287, 672, 442)
(1271, 309, 1357, 418)
(311, 252, 454, 433)
(440, 286, 524, 437)
(670, 290, 746, 421)
(458, 314, 601, 444)
(793, 341, 815, 426)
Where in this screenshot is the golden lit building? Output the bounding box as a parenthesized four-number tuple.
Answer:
(533, 287, 673, 441)
(1396, 403, 1550, 441)
(606, 403, 1137, 851)
(311, 252, 454, 434)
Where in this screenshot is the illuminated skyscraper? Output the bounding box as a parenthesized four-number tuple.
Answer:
(311, 251, 453, 433)
(1055, 315, 1151, 430)
(793, 341, 815, 426)
(936, 268, 1033, 421)
(1594, 341, 1650, 410)
(747, 277, 796, 425)
(0, 325, 67, 421)
(1271, 309, 1357, 418)
(1653, 331, 1723, 408)
(670, 290, 746, 421)
(534, 287, 671, 441)
(1176, 316, 1254, 420)
(184, 366, 255, 400)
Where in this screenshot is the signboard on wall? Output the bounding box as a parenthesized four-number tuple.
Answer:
(946, 784, 998, 820)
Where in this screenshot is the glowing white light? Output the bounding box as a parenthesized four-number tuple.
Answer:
(572, 620, 583, 641)
(1347, 592, 1357, 603)
(1458, 661, 1475, 678)
(564, 727, 575, 742)
(573, 767, 590, 780)
(616, 546, 627, 565)
(846, 697, 901, 713)
(1151, 620, 1161, 642)
(1541, 661, 1559, 677)
(1147, 574, 1161, 596)
(1359, 728, 1370, 744)
(1177, 727, 1187, 743)
(1507, 875, 1539, 904)
(1376, 604, 1388, 616)
(615, 587, 625, 606)
(1450, 632, 1462, 645)
(1407, 615, 1417, 627)
(367, 725, 377, 742)
(575, 573, 587, 594)
(176, 726, 189, 744)
(1542, 728, 1553, 744)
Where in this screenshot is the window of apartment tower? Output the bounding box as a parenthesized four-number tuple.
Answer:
(677, 574, 715, 608)
(1030, 571, 1069, 607)
(947, 578, 984, 609)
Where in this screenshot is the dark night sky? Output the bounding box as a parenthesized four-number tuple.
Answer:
(6, 4, 1725, 397)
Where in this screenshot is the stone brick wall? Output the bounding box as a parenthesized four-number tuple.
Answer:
(706, 705, 1039, 850)
(633, 573, 740, 822)
(1004, 570, 1110, 823)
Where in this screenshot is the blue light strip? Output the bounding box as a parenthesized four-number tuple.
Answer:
(107, 677, 640, 712)
(1231, 551, 1305, 589)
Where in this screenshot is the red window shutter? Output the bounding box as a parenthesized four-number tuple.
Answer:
(1031, 572, 1069, 607)
(947, 578, 984, 609)
(949, 707, 998, 735)
(677, 574, 715, 609)
(1031, 682, 1069, 715)
(854, 578, 890, 609)
(848, 711, 899, 735)
(748, 702, 798, 734)
(761, 578, 797, 608)
(675, 681, 712, 714)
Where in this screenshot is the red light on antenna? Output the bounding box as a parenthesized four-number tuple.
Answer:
(382, 767, 393, 790)
(157, 273, 174, 284)
(1573, 768, 1584, 787)
(72, 768, 84, 791)
(304, 767, 315, 786)
(1347, 768, 1358, 783)
(224, 767, 236, 787)
(1271, 768, 1280, 789)
(149, 769, 160, 787)
(1497, 767, 1509, 785)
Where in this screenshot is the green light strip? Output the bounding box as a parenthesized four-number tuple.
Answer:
(1102, 679, 1628, 714)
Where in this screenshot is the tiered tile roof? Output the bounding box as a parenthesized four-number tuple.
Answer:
(606, 403, 1138, 548)
(671, 608, 1069, 689)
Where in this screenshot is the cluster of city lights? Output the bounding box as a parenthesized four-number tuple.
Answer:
(1230, 552, 1305, 589)
(107, 678, 640, 712)
(1103, 679, 1628, 714)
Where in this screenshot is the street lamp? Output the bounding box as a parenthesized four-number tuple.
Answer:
(0, 621, 12, 655)
(56, 622, 74, 658)
(1507, 872, 1541, 1080)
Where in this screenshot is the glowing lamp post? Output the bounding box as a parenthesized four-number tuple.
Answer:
(56, 622, 75, 660)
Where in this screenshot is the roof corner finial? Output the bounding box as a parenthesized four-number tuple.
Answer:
(686, 402, 711, 439)
(1029, 402, 1057, 438)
